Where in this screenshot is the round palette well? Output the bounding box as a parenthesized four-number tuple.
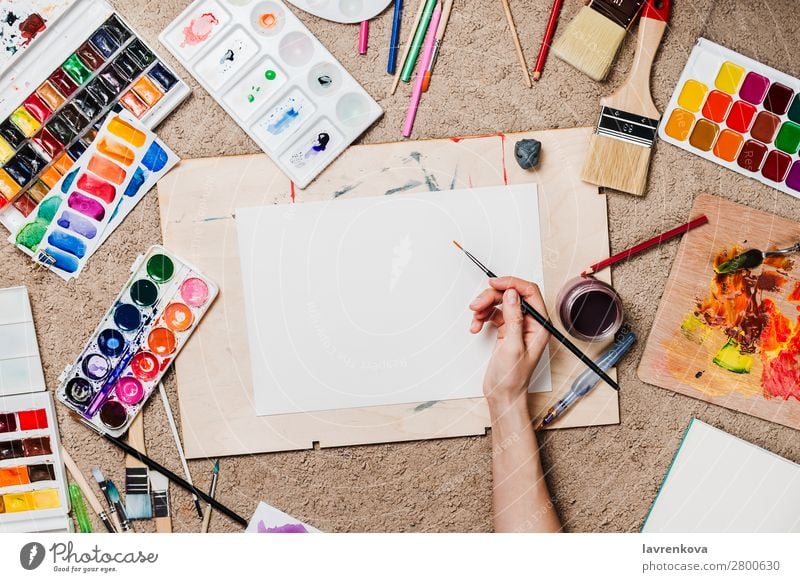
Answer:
(284, 0, 391, 24)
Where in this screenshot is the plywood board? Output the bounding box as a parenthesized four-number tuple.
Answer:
(157, 128, 619, 458)
(639, 194, 800, 430)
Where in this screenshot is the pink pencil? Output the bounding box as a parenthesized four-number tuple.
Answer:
(402, 1, 441, 137)
(359, 21, 369, 55)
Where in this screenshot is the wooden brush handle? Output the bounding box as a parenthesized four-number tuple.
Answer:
(605, 0, 671, 118)
(155, 515, 173, 533)
(126, 414, 147, 469)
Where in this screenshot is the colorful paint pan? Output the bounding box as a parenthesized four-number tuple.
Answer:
(56, 245, 218, 437)
(13, 113, 173, 280)
(160, 0, 382, 188)
(0, 1, 190, 231)
(0, 327, 69, 533)
(659, 39, 800, 199)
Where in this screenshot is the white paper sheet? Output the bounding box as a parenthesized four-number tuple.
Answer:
(236, 185, 551, 416)
(246, 501, 320, 533)
(643, 419, 800, 532)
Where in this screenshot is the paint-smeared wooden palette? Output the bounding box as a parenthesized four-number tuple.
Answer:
(639, 193, 800, 430)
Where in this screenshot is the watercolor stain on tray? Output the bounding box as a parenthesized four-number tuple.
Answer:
(0, 0, 71, 64)
(661, 245, 800, 401)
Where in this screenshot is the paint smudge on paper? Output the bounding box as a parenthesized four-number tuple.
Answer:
(257, 520, 309, 533)
(408, 151, 440, 191)
(181, 12, 219, 47)
(667, 245, 800, 401)
(384, 180, 422, 196)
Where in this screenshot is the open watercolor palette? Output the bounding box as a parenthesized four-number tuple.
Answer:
(660, 39, 800, 198)
(0, 287, 70, 533)
(0, 0, 189, 230)
(11, 113, 178, 280)
(159, 0, 382, 187)
(57, 246, 218, 437)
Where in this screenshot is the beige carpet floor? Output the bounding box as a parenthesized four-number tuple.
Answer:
(3, 0, 800, 532)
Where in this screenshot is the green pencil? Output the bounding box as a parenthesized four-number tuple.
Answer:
(400, 0, 437, 82)
(68, 483, 93, 533)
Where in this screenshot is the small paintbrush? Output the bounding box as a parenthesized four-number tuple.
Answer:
(581, 0, 670, 196)
(453, 241, 620, 391)
(106, 479, 131, 532)
(200, 460, 220, 534)
(92, 468, 124, 532)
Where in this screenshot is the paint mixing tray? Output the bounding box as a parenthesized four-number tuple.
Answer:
(56, 246, 218, 437)
(660, 39, 800, 199)
(159, 0, 383, 188)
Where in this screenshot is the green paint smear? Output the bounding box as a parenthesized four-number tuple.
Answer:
(712, 338, 752, 374)
(15, 196, 63, 251)
(265, 69, 276, 80)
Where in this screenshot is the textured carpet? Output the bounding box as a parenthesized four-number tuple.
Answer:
(2, 0, 800, 532)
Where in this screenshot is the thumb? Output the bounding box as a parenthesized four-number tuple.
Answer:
(501, 288, 524, 350)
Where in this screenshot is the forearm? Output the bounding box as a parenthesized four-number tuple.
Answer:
(489, 395, 561, 532)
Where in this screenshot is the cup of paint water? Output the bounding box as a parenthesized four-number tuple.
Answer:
(556, 277, 624, 342)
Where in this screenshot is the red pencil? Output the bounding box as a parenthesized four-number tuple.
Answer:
(581, 215, 709, 277)
(532, 0, 564, 81)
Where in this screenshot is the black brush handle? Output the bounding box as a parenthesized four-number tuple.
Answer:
(101, 433, 248, 528)
(519, 298, 620, 391)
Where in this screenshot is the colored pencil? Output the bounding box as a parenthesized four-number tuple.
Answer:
(532, 0, 564, 81)
(399, 0, 436, 83)
(453, 241, 620, 391)
(391, 0, 428, 94)
(402, 1, 442, 137)
(359, 20, 369, 55)
(159, 381, 203, 519)
(500, 0, 531, 88)
(582, 215, 709, 277)
(421, 0, 454, 92)
(200, 460, 220, 533)
(387, 0, 403, 74)
(62, 448, 117, 533)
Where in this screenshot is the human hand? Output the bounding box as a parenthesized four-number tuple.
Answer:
(469, 277, 550, 413)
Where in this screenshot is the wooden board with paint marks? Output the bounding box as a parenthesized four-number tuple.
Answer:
(157, 127, 619, 458)
(639, 194, 800, 430)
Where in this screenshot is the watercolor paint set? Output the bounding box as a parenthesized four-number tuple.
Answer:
(660, 39, 800, 198)
(11, 113, 178, 280)
(159, 0, 382, 187)
(0, 287, 70, 533)
(0, 0, 189, 229)
(57, 246, 218, 437)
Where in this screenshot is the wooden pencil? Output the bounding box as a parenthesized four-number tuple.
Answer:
(390, 0, 429, 95)
(581, 215, 709, 277)
(500, 0, 531, 88)
(532, 0, 564, 81)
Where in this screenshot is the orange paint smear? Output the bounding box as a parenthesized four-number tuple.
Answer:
(259, 13, 277, 28)
(693, 246, 800, 400)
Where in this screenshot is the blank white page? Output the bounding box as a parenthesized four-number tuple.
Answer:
(236, 185, 551, 416)
(643, 419, 800, 532)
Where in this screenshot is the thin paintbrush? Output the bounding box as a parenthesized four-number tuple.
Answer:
(453, 241, 620, 391)
(500, 0, 531, 88)
(91, 427, 248, 528)
(159, 381, 203, 519)
(200, 460, 220, 533)
(91, 467, 124, 532)
(62, 448, 116, 533)
(581, 0, 670, 196)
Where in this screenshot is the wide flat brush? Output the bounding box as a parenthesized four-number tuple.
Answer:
(552, 0, 645, 81)
(150, 471, 172, 533)
(453, 241, 620, 391)
(581, 0, 670, 196)
(125, 413, 152, 520)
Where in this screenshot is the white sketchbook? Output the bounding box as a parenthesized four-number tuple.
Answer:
(643, 419, 800, 532)
(236, 184, 551, 416)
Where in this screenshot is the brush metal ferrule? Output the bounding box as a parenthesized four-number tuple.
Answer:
(589, 0, 646, 29)
(125, 468, 150, 495)
(595, 106, 659, 147)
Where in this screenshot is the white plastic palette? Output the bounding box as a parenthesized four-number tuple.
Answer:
(286, 0, 392, 24)
(160, 0, 383, 187)
(660, 39, 800, 199)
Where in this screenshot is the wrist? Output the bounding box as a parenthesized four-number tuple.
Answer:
(486, 390, 529, 420)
